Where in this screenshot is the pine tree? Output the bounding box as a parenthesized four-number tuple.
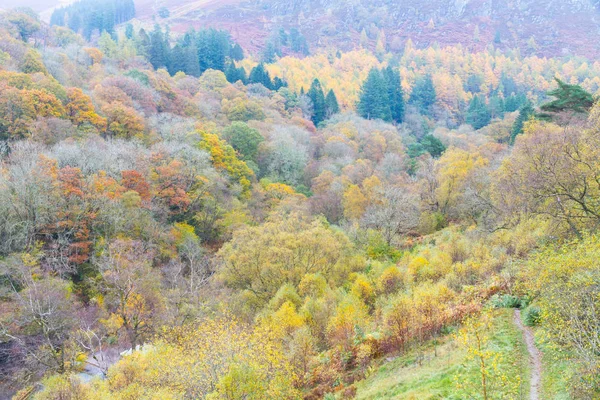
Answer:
(383, 66, 405, 123)
(225, 61, 240, 83)
(230, 43, 244, 61)
(539, 78, 595, 116)
(149, 24, 167, 69)
(409, 75, 436, 116)
(466, 95, 492, 130)
(421, 134, 446, 158)
(184, 44, 201, 77)
(125, 23, 134, 39)
(167, 44, 185, 75)
(510, 102, 534, 144)
(272, 77, 286, 91)
(308, 79, 326, 126)
(325, 89, 340, 118)
(249, 63, 272, 89)
(358, 68, 391, 122)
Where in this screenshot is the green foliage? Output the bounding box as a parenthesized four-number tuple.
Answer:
(225, 61, 247, 84)
(383, 66, 405, 123)
(325, 89, 340, 119)
(249, 63, 273, 89)
(409, 74, 436, 116)
(308, 78, 326, 126)
(421, 134, 446, 158)
(466, 95, 491, 130)
(539, 78, 595, 116)
(50, 0, 135, 39)
(490, 294, 527, 309)
(509, 102, 534, 144)
(523, 306, 541, 327)
(223, 122, 264, 163)
(358, 68, 391, 121)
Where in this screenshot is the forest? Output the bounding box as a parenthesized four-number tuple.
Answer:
(0, 4, 599, 400)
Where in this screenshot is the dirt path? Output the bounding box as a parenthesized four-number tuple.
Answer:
(513, 309, 542, 400)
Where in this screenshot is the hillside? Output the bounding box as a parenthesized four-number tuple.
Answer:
(1, 3, 600, 400)
(137, 0, 600, 58)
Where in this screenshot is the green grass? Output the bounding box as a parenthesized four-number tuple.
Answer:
(353, 309, 529, 400)
(533, 330, 572, 399)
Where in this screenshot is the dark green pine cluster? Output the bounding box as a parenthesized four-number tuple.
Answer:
(358, 66, 406, 124)
(307, 79, 340, 126)
(50, 0, 135, 40)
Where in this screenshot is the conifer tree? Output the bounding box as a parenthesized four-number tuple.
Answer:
(249, 63, 273, 89)
(466, 95, 491, 130)
(510, 102, 535, 144)
(358, 68, 391, 121)
(230, 43, 244, 61)
(409, 75, 436, 116)
(383, 66, 405, 123)
(325, 89, 340, 118)
(539, 78, 595, 116)
(149, 24, 168, 69)
(184, 44, 201, 77)
(308, 79, 326, 126)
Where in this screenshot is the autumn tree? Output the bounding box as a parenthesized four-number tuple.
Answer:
(362, 186, 421, 246)
(102, 102, 145, 139)
(493, 117, 600, 236)
(0, 252, 80, 381)
(218, 214, 354, 309)
(95, 239, 163, 348)
(65, 87, 106, 130)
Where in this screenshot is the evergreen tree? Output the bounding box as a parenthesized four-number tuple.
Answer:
(167, 44, 185, 75)
(289, 28, 309, 55)
(325, 89, 340, 118)
(539, 78, 595, 118)
(51, 0, 135, 40)
(225, 61, 242, 83)
(489, 95, 505, 119)
(262, 41, 279, 63)
(510, 102, 535, 144)
(230, 43, 244, 61)
(466, 95, 491, 130)
(358, 68, 391, 121)
(409, 75, 436, 116)
(279, 27, 288, 46)
(272, 77, 287, 91)
(125, 23, 134, 39)
(421, 134, 446, 158)
(136, 28, 150, 58)
(184, 44, 201, 77)
(504, 93, 527, 112)
(383, 66, 405, 123)
(308, 79, 326, 126)
(149, 24, 167, 69)
(249, 63, 272, 89)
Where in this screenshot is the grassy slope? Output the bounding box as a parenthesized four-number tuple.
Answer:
(353, 309, 529, 400)
(530, 324, 571, 399)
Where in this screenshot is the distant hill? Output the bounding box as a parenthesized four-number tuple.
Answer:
(135, 0, 600, 58)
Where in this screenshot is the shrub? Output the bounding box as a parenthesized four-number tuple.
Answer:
(490, 293, 526, 309)
(523, 306, 541, 327)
